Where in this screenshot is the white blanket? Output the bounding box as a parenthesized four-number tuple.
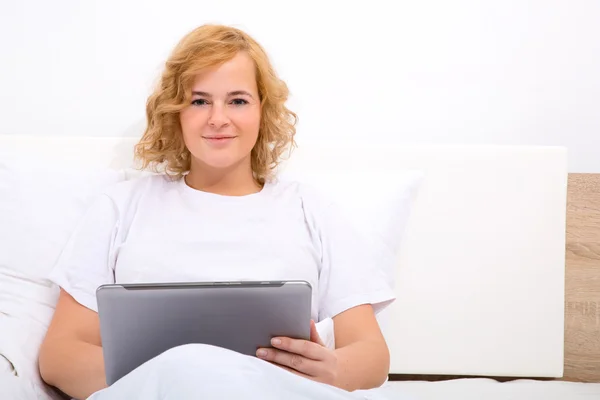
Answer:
(0, 372, 63, 400)
(88, 344, 408, 400)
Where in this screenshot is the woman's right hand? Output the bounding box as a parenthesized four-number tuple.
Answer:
(256, 320, 340, 386)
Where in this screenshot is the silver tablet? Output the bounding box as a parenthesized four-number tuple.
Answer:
(97, 280, 312, 385)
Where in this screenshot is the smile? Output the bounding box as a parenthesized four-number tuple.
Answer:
(202, 136, 237, 140)
(202, 136, 237, 147)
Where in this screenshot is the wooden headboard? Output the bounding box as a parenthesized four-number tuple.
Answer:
(564, 173, 600, 382)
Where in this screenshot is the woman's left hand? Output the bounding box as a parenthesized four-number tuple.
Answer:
(256, 320, 339, 386)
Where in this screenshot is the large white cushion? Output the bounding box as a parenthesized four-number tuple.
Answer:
(279, 167, 423, 287)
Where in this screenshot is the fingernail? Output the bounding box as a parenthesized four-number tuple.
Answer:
(271, 338, 281, 345)
(257, 349, 267, 357)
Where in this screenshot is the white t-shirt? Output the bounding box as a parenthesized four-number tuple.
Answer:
(48, 174, 395, 323)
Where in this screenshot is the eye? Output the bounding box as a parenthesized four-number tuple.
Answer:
(231, 98, 248, 106)
(191, 99, 209, 106)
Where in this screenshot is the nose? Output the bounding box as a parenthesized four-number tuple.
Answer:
(208, 103, 230, 129)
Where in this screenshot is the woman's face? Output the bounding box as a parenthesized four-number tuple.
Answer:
(180, 52, 261, 171)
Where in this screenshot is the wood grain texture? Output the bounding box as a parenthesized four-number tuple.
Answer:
(564, 173, 600, 382)
(390, 173, 600, 383)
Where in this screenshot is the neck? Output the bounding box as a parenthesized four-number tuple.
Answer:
(185, 157, 262, 196)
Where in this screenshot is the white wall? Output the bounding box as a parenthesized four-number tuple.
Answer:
(1, 0, 599, 172)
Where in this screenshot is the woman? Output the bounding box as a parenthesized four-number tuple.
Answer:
(38, 24, 395, 400)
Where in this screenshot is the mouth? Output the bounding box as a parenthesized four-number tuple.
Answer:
(202, 136, 237, 141)
(201, 136, 237, 146)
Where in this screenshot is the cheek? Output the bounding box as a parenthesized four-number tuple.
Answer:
(180, 109, 208, 145)
(238, 110, 261, 138)
(180, 109, 200, 130)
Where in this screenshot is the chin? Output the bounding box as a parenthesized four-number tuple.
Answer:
(199, 155, 245, 170)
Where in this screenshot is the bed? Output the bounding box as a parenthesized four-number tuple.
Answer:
(375, 172, 600, 400)
(0, 135, 599, 399)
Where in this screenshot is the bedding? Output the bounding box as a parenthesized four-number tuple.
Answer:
(86, 343, 415, 400)
(0, 371, 62, 400)
(3, 370, 600, 400)
(378, 378, 600, 400)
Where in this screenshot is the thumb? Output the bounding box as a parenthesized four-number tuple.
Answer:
(310, 319, 326, 347)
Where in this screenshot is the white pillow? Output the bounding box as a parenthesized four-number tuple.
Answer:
(280, 168, 423, 287)
(0, 154, 125, 387)
(0, 159, 124, 279)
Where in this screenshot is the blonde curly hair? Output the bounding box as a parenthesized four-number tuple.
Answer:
(134, 24, 297, 184)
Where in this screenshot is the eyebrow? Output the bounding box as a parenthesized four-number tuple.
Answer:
(191, 90, 254, 98)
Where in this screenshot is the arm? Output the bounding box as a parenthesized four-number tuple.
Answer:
(313, 193, 394, 390)
(332, 304, 390, 391)
(39, 194, 121, 398)
(258, 186, 395, 389)
(257, 304, 390, 391)
(39, 289, 107, 400)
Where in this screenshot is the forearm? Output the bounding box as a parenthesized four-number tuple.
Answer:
(333, 339, 390, 391)
(39, 339, 107, 400)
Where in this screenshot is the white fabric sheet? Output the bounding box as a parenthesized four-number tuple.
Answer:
(87, 344, 410, 400)
(0, 371, 63, 400)
(379, 378, 600, 400)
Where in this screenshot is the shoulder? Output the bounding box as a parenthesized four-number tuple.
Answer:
(268, 175, 344, 238)
(269, 175, 336, 213)
(105, 173, 176, 199)
(99, 173, 179, 212)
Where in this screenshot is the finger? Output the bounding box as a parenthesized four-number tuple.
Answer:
(310, 319, 326, 347)
(257, 348, 323, 377)
(270, 336, 325, 361)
